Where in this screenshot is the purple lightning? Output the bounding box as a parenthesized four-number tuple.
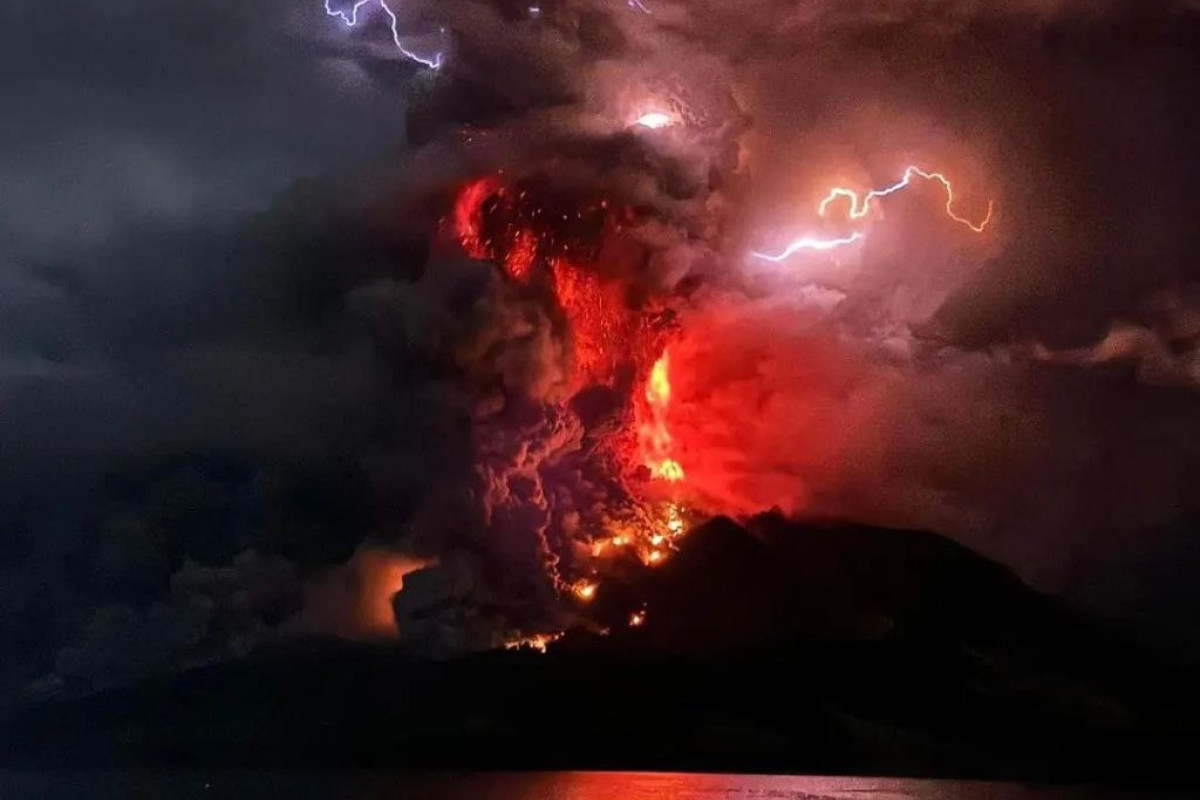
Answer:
(752, 165, 993, 263)
(818, 166, 994, 233)
(324, 0, 444, 69)
(751, 232, 866, 262)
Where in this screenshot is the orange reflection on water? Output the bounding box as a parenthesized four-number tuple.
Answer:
(383, 771, 1059, 800)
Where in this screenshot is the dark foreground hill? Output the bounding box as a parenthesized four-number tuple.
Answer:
(2, 514, 1195, 780)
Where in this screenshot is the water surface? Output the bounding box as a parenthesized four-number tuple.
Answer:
(1, 771, 1185, 799)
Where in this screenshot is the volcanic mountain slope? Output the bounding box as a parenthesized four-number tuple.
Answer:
(3, 515, 1194, 780)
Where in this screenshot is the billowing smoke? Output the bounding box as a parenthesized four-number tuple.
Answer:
(11, 0, 1200, 692)
(319, 0, 1200, 647)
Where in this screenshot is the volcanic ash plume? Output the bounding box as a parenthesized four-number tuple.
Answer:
(308, 0, 1200, 649)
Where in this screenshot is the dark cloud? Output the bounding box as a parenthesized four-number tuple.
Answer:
(50, 550, 305, 693)
(5, 0, 1200, 694)
(0, 0, 439, 693)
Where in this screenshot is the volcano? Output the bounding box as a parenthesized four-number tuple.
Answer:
(3, 514, 1193, 781)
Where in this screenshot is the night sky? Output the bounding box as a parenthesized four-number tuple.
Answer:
(3, 0, 1200, 697)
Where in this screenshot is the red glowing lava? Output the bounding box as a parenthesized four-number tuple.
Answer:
(450, 175, 614, 284)
(639, 350, 684, 484)
(550, 257, 636, 388)
(451, 176, 668, 390)
(448, 174, 703, 646)
(454, 176, 504, 260)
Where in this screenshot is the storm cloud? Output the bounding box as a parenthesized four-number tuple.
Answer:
(4, 0, 1200, 694)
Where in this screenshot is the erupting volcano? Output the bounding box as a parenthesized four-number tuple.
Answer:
(11, 0, 1200, 786)
(443, 148, 997, 647)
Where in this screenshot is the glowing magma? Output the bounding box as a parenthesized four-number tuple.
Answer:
(753, 165, 993, 262)
(448, 176, 698, 649)
(504, 632, 563, 653)
(641, 351, 685, 483)
(323, 0, 443, 69)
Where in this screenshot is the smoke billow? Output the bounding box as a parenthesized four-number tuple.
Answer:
(10, 0, 1200, 691)
(364, 0, 1200, 641)
(293, 0, 1200, 647)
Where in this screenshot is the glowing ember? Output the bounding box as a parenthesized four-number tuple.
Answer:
(592, 534, 631, 557)
(551, 258, 632, 387)
(665, 503, 685, 535)
(634, 111, 675, 129)
(505, 229, 538, 282)
(451, 177, 614, 286)
(629, 609, 646, 627)
(572, 580, 598, 602)
(645, 550, 665, 565)
(454, 176, 504, 260)
(504, 632, 563, 653)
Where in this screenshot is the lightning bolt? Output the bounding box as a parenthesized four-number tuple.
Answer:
(324, 0, 444, 69)
(750, 232, 866, 262)
(819, 166, 994, 233)
(753, 165, 993, 263)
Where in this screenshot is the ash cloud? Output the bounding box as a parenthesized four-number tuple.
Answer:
(4, 0, 1200, 694)
(626, 0, 1200, 622)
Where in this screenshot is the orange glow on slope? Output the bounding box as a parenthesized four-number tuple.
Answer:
(817, 166, 994, 233)
(504, 632, 563, 653)
(360, 551, 425, 636)
(304, 549, 429, 640)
